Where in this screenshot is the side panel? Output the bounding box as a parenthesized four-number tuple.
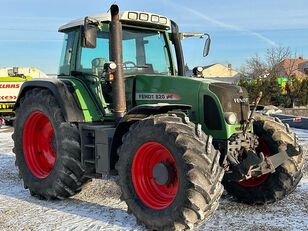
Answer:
(134, 75, 202, 123)
(134, 75, 244, 139)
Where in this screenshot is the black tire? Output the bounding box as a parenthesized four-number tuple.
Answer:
(13, 88, 88, 200)
(223, 113, 304, 204)
(116, 114, 224, 230)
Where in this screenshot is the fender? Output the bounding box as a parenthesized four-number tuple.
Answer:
(109, 103, 192, 172)
(14, 78, 84, 122)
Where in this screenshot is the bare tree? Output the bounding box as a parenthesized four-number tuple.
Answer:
(242, 46, 298, 79)
(265, 46, 292, 77)
(283, 52, 299, 78)
(244, 54, 267, 79)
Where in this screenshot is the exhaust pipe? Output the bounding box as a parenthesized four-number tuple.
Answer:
(110, 4, 126, 122)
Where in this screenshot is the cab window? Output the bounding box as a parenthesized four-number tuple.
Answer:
(59, 31, 76, 75)
(77, 27, 172, 76)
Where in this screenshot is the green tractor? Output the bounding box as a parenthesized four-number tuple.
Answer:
(13, 4, 303, 230)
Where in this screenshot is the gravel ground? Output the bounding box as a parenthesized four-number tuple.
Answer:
(0, 126, 307, 231)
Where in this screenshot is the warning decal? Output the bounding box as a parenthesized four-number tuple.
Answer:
(136, 93, 181, 101)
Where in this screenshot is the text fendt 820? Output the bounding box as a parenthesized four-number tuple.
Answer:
(13, 5, 303, 230)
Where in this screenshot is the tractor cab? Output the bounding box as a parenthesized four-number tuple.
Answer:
(59, 12, 173, 77)
(58, 10, 210, 78)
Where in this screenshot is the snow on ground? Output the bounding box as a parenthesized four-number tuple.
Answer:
(0, 127, 307, 231)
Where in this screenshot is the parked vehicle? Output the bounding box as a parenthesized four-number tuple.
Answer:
(13, 5, 303, 230)
(0, 67, 47, 126)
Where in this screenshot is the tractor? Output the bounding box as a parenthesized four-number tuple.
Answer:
(13, 4, 303, 230)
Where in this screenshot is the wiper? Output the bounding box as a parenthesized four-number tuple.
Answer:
(136, 65, 149, 68)
(124, 65, 149, 69)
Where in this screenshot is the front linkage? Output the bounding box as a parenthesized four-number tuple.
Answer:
(224, 130, 301, 182)
(224, 92, 301, 182)
(221, 92, 303, 204)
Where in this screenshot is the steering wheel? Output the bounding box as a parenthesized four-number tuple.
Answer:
(123, 61, 137, 69)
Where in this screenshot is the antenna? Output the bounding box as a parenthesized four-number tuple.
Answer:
(107, 1, 117, 12)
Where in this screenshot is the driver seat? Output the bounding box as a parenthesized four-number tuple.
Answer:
(92, 58, 107, 76)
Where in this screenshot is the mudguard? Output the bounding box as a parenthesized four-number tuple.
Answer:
(14, 78, 84, 122)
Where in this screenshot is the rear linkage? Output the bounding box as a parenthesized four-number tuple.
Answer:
(223, 92, 301, 182)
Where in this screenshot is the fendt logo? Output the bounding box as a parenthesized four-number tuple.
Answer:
(233, 97, 249, 103)
(136, 93, 181, 101)
(0, 84, 21, 88)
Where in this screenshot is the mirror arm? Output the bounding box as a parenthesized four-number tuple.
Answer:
(181, 32, 210, 39)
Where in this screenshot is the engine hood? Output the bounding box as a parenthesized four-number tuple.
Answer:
(126, 74, 248, 139)
(209, 82, 250, 124)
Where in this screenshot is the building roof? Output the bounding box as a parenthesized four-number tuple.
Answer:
(59, 11, 171, 32)
(202, 63, 240, 78)
(203, 64, 216, 69)
(279, 57, 308, 77)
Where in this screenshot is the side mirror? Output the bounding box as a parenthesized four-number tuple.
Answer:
(81, 17, 98, 48)
(203, 36, 211, 57)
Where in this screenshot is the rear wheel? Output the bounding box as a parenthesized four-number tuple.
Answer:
(13, 88, 88, 199)
(116, 114, 224, 230)
(223, 114, 304, 204)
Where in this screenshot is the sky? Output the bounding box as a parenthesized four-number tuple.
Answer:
(0, 0, 307, 74)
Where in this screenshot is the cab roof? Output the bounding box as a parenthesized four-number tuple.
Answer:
(59, 11, 171, 32)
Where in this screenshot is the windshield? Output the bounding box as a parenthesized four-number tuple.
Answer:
(77, 27, 172, 76)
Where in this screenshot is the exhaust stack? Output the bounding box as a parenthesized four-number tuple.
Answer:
(109, 4, 126, 122)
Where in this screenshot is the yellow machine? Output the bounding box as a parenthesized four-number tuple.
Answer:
(0, 67, 48, 125)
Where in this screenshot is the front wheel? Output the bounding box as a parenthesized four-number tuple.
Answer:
(223, 114, 304, 204)
(116, 114, 224, 230)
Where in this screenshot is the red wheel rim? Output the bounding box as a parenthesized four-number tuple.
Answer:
(132, 142, 179, 210)
(238, 138, 270, 187)
(23, 111, 56, 179)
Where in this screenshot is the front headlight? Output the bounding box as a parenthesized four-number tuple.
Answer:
(192, 66, 204, 77)
(224, 112, 237, 125)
